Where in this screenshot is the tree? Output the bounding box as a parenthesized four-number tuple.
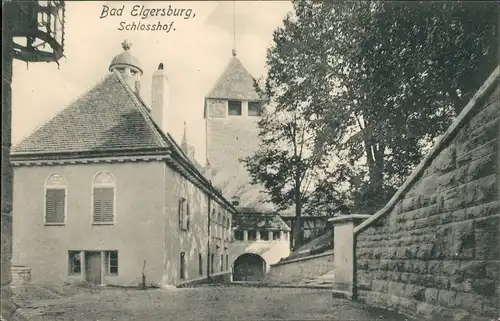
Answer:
(242, 1, 357, 248)
(328, 1, 498, 212)
(244, 0, 498, 243)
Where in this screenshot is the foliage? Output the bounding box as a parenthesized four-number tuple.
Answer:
(243, 0, 498, 241)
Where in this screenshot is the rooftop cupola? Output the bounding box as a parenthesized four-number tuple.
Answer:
(109, 40, 142, 93)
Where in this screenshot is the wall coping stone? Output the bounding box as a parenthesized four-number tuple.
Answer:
(354, 65, 500, 235)
(270, 250, 334, 267)
(328, 214, 372, 225)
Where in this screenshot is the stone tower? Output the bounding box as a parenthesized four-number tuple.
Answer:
(204, 51, 270, 210)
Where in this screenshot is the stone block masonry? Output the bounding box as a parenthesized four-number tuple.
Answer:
(354, 67, 499, 321)
(263, 251, 334, 287)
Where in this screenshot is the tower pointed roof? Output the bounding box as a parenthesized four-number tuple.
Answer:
(181, 121, 188, 153)
(206, 55, 261, 101)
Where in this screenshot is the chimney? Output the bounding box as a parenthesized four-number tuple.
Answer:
(151, 63, 169, 133)
(135, 80, 140, 95)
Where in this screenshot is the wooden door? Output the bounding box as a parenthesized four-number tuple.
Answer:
(85, 252, 102, 285)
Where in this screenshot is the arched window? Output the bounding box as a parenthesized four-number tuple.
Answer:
(44, 173, 67, 224)
(92, 171, 116, 224)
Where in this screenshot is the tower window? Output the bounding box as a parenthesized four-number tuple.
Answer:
(228, 101, 242, 116)
(248, 102, 262, 116)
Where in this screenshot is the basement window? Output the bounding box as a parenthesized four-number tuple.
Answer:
(228, 101, 242, 116)
(107, 251, 119, 275)
(68, 251, 81, 276)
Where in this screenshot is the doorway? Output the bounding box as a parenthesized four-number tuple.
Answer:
(232, 253, 266, 281)
(85, 251, 102, 285)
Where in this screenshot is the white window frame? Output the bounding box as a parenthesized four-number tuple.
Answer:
(44, 173, 68, 225)
(91, 171, 116, 225)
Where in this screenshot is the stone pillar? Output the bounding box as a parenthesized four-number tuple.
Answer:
(328, 214, 371, 300)
(243, 230, 248, 241)
(100, 252, 106, 286)
(279, 231, 284, 240)
(1, 22, 14, 321)
(256, 230, 261, 241)
(80, 251, 86, 282)
(268, 231, 273, 241)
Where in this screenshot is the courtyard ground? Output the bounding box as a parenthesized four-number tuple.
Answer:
(11, 284, 410, 321)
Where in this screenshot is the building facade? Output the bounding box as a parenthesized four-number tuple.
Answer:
(204, 52, 292, 273)
(204, 51, 273, 212)
(11, 41, 235, 287)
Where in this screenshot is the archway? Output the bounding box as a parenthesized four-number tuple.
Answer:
(232, 253, 266, 282)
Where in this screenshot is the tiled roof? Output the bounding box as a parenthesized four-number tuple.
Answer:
(12, 71, 168, 154)
(232, 213, 291, 231)
(206, 56, 262, 101)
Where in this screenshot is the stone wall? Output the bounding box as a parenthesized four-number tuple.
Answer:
(355, 69, 499, 321)
(263, 251, 333, 286)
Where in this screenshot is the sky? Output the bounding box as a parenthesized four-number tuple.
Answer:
(11, 1, 293, 164)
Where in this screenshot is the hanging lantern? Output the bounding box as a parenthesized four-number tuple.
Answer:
(5, 0, 65, 63)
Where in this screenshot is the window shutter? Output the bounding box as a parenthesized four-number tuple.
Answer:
(46, 189, 65, 223)
(186, 203, 190, 230)
(93, 187, 114, 223)
(178, 199, 183, 228)
(93, 188, 103, 222)
(102, 188, 114, 222)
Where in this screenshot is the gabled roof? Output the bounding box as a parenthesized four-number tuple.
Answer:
(12, 71, 167, 154)
(11, 67, 238, 214)
(206, 56, 262, 101)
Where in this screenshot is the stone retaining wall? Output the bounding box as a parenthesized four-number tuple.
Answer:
(355, 68, 499, 321)
(263, 251, 333, 286)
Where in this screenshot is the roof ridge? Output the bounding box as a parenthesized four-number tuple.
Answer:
(206, 56, 257, 99)
(112, 70, 168, 148)
(13, 73, 115, 149)
(206, 56, 237, 99)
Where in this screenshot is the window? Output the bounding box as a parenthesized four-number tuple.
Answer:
(273, 231, 281, 240)
(231, 196, 240, 207)
(234, 230, 243, 241)
(248, 230, 257, 241)
(92, 172, 115, 224)
(180, 252, 186, 279)
(221, 255, 224, 272)
(107, 251, 118, 275)
(179, 198, 189, 230)
(248, 101, 262, 116)
(260, 231, 269, 241)
(45, 173, 67, 224)
(186, 203, 191, 230)
(68, 251, 81, 275)
(199, 253, 203, 276)
(228, 101, 242, 116)
(210, 254, 215, 273)
(217, 212, 222, 239)
(225, 255, 229, 271)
